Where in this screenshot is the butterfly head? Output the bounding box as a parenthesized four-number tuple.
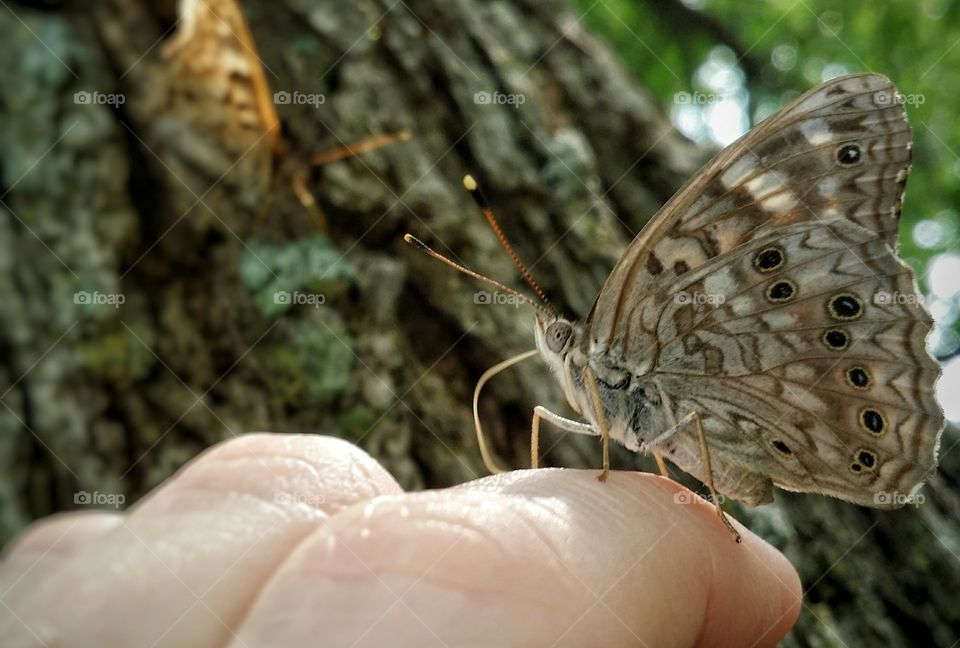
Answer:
(534, 314, 586, 413)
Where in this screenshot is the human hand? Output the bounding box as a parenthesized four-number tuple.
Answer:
(0, 434, 800, 647)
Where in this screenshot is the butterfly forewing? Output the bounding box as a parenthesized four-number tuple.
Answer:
(161, 0, 281, 196)
(588, 73, 910, 349)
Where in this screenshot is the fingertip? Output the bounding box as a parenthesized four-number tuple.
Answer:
(462, 469, 802, 647)
(689, 502, 802, 648)
(778, 563, 803, 639)
(768, 543, 803, 643)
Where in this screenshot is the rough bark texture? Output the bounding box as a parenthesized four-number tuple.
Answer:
(0, 0, 956, 645)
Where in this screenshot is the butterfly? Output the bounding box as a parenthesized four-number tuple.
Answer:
(97, 0, 408, 220)
(407, 73, 944, 541)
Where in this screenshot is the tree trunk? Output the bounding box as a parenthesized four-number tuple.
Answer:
(0, 0, 956, 645)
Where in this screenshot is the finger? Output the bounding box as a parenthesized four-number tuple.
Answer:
(135, 432, 402, 517)
(471, 470, 801, 648)
(625, 474, 801, 648)
(0, 512, 122, 607)
(0, 433, 400, 647)
(232, 469, 799, 647)
(3, 511, 122, 556)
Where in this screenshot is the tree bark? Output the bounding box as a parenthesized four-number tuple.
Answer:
(0, 0, 956, 645)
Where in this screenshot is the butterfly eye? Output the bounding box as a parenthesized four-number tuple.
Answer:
(828, 293, 863, 320)
(836, 143, 862, 165)
(823, 328, 849, 350)
(545, 321, 572, 353)
(859, 407, 886, 436)
(847, 367, 870, 389)
(753, 247, 784, 272)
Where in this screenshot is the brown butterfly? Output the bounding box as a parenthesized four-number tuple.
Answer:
(408, 73, 943, 541)
(99, 0, 408, 220)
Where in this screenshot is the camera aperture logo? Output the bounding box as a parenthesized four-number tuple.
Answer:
(274, 491, 325, 508)
(273, 90, 326, 108)
(874, 90, 925, 106)
(874, 290, 924, 306)
(474, 90, 525, 108)
(874, 491, 925, 507)
(74, 90, 125, 106)
(74, 291, 125, 309)
(673, 91, 723, 105)
(673, 491, 726, 505)
(474, 290, 523, 307)
(75, 490, 125, 508)
(674, 291, 725, 306)
(273, 290, 326, 307)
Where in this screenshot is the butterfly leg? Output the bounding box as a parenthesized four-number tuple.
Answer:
(582, 365, 611, 482)
(654, 452, 670, 477)
(681, 411, 742, 544)
(531, 406, 595, 469)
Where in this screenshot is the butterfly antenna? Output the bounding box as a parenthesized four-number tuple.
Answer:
(403, 235, 553, 316)
(462, 175, 558, 317)
(310, 129, 412, 166)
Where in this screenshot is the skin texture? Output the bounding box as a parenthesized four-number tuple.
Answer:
(0, 434, 801, 647)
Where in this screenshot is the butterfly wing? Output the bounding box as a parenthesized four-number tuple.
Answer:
(587, 73, 910, 349)
(649, 219, 941, 506)
(583, 73, 942, 506)
(159, 0, 281, 202)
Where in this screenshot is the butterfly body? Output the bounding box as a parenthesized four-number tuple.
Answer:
(533, 73, 943, 508)
(535, 316, 667, 453)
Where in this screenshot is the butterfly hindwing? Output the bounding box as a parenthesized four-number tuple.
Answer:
(647, 219, 941, 505)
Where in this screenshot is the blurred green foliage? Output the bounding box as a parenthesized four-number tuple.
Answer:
(574, 0, 960, 347)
